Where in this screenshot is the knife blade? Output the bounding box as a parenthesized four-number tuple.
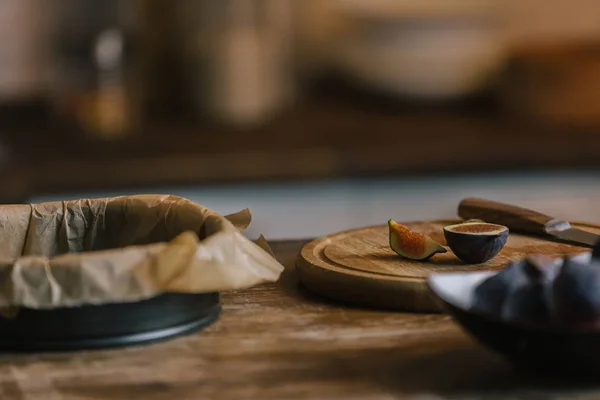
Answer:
(458, 197, 600, 248)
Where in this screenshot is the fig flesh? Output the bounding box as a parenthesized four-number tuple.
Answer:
(443, 221, 509, 264)
(388, 219, 447, 261)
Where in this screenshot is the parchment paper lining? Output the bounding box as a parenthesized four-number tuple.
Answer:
(0, 194, 284, 310)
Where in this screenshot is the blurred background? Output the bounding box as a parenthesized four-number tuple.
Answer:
(2, 0, 600, 238)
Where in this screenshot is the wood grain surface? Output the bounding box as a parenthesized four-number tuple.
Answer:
(1, 240, 599, 400)
(297, 219, 600, 312)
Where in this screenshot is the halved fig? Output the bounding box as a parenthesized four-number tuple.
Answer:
(388, 219, 447, 261)
(443, 221, 509, 264)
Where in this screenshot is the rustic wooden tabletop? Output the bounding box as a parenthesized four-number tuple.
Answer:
(1, 240, 598, 400)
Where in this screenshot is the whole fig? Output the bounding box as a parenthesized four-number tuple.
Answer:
(551, 257, 600, 327)
(500, 256, 557, 325)
(471, 260, 527, 315)
(592, 242, 600, 260)
(522, 254, 562, 283)
(502, 281, 551, 325)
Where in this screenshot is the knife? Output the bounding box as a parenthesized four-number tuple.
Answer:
(458, 197, 600, 248)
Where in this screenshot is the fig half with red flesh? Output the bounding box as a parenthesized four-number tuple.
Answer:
(443, 221, 509, 264)
(388, 219, 447, 261)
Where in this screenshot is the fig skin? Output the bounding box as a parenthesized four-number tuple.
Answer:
(500, 257, 558, 325)
(472, 256, 559, 323)
(593, 242, 600, 260)
(551, 257, 600, 327)
(388, 219, 447, 261)
(523, 254, 562, 282)
(502, 280, 551, 325)
(443, 222, 509, 264)
(471, 260, 527, 315)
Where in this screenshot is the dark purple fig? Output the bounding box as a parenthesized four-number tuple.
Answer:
(443, 222, 509, 264)
(500, 256, 559, 325)
(564, 251, 592, 266)
(472, 256, 560, 324)
(551, 257, 600, 327)
(523, 254, 562, 282)
(471, 260, 527, 315)
(502, 281, 551, 325)
(593, 241, 600, 260)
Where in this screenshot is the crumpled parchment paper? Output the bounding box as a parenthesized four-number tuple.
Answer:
(0, 194, 284, 310)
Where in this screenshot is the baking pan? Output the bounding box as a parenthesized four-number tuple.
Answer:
(0, 194, 280, 352)
(0, 292, 220, 352)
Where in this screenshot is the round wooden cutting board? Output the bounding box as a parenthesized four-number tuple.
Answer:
(296, 219, 600, 313)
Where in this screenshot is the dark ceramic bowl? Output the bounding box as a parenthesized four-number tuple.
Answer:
(427, 270, 600, 377)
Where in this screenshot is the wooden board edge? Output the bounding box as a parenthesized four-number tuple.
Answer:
(296, 252, 444, 313)
(295, 218, 600, 313)
(298, 218, 456, 284)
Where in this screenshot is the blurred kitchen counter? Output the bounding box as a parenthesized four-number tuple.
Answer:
(3, 78, 600, 204)
(25, 171, 600, 240)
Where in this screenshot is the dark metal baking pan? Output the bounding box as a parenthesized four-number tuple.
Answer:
(0, 292, 220, 352)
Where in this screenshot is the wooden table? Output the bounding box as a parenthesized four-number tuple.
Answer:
(1, 240, 598, 399)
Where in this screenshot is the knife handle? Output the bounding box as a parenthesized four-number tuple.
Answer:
(458, 197, 556, 235)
